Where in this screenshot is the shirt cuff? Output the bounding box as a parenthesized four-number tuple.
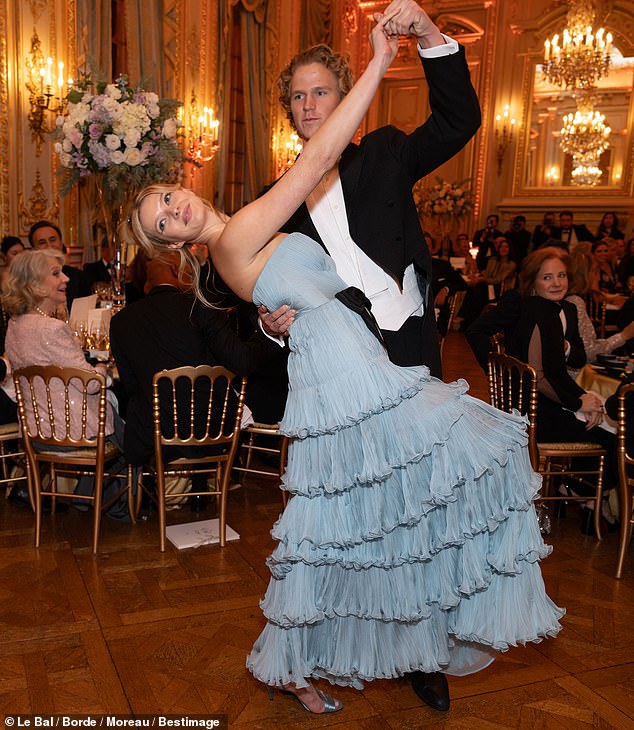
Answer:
(418, 33, 459, 58)
(258, 316, 286, 347)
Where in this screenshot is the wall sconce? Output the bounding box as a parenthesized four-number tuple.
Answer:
(274, 123, 303, 178)
(24, 29, 71, 155)
(494, 104, 516, 176)
(181, 89, 220, 178)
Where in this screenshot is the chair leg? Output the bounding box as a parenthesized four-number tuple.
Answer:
(156, 469, 167, 552)
(593, 455, 604, 541)
(616, 481, 633, 579)
(92, 474, 104, 554)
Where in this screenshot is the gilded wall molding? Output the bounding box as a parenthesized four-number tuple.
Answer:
(0, 0, 9, 232)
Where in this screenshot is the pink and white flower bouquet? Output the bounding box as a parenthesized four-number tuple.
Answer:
(54, 74, 184, 206)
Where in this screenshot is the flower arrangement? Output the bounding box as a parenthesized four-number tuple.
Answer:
(413, 176, 473, 220)
(54, 73, 184, 207)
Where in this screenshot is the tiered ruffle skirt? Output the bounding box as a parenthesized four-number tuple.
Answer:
(247, 300, 564, 689)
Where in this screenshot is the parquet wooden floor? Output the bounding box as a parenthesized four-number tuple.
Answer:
(1, 333, 633, 728)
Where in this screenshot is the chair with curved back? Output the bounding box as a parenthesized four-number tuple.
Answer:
(615, 382, 634, 579)
(141, 365, 247, 551)
(13, 364, 133, 553)
(488, 352, 607, 538)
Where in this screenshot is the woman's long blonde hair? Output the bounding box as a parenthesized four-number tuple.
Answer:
(125, 183, 222, 308)
(2, 248, 66, 315)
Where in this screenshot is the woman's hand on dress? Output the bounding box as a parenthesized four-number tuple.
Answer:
(259, 304, 295, 337)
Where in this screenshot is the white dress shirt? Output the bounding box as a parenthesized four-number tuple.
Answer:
(305, 34, 459, 331)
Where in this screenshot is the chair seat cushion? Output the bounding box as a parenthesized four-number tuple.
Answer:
(36, 441, 121, 461)
(0, 422, 20, 437)
(538, 441, 605, 452)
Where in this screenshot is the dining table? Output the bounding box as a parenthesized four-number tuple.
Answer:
(575, 363, 624, 399)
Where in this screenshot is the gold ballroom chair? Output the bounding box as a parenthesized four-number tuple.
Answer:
(615, 382, 634, 579)
(439, 292, 458, 358)
(139, 365, 247, 552)
(233, 421, 289, 508)
(487, 352, 607, 538)
(13, 365, 134, 553)
(0, 422, 29, 499)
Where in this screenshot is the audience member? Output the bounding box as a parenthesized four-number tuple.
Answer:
(592, 238, 619, 293)
(531, 212, 556, 251)
(552, 210, 594, 251)
(595, 212, 625, 246)
(458, 236, 516, 329)
(504, 215, 530, 268)
(505, 247, 617, 532)
(566, 249, 634, 371)
(617, 237, 634, 292)
(109, 253, 282, 508)
(3, 249, 127, 518)
(473, 213, 503, 271)
(83, 241, 113, 289)
(429, 233, 467, 336)
(28, 221, 91, 312)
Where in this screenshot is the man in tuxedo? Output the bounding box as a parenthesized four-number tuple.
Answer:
(28, 221, 91, 312)
(110, 254, 280, 474)
(552, 210, 595, 251)
(83, 241, 113, 289)
(263, 0, 480, 381)
(262, 0, 480, 711)
(473, 214, 504, 271)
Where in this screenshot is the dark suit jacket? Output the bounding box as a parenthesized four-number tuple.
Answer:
(473, 227, 504, 271)
(110, 286, 280, 466)
(465, 289, 522, 370)
(506, 296, 586, 412)
(551, 224, 595, 246)
(63, 264, 92, 311)
(271, 46, 480, 377)
(83, 259, 111, 288)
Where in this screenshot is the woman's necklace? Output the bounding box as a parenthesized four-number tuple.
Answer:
(33, 306, 52, 318)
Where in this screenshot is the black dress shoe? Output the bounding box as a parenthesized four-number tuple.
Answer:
(410, 671, 450, 711)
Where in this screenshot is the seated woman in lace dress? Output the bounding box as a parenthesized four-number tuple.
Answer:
(3, 249, 127, 516)
(566, 249, 634, 375)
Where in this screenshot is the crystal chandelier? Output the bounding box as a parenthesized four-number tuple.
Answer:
(571, 161, 603, 185)
(543, 0, 612, 89)
(559, 101, 611, 160)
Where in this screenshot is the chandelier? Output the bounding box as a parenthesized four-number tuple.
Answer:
(571, 161, 603, 185)
(543, 0, 612, 89)
(559, 101, 611, 160)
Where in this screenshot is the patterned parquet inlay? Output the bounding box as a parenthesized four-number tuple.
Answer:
(0, 333, 633, 728)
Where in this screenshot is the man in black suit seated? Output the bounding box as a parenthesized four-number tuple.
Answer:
(28, 221, 92, 312)
(552, 210, 595, 251)
(83, 241, 113, 289)
(473, 214, 504, 272)
(109, 254, 280, 509)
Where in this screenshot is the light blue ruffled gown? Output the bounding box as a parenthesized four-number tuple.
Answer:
(246, 232, 564, 689)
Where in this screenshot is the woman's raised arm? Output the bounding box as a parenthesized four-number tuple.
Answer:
(213, 12, 400, 285)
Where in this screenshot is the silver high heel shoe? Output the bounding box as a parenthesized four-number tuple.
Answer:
(268, 684, 343, 714)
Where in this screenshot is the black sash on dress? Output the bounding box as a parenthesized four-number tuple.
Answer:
(335, 286, 387, 349)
